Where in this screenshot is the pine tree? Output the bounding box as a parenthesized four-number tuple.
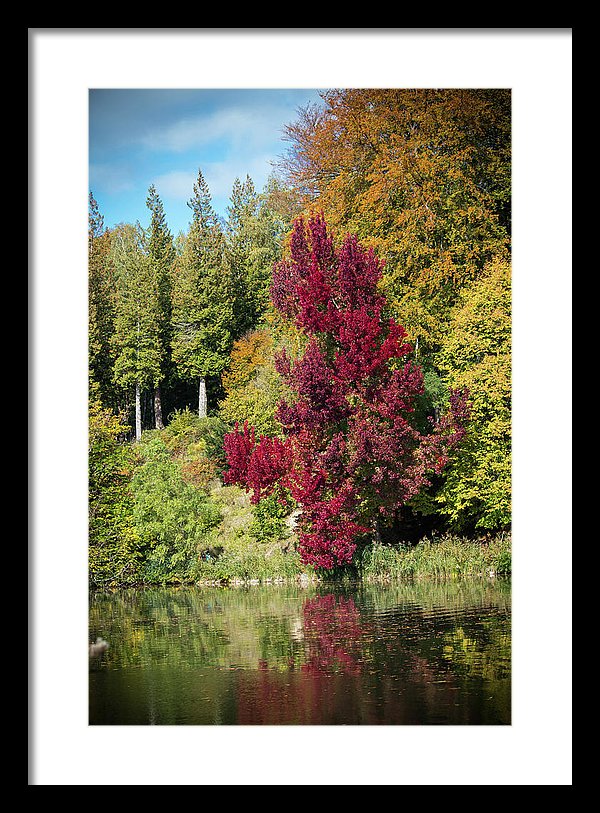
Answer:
(225, 175, 283, 338)
(110, 223, 163, 440)
(171, 170, 233, 418)
(88, 193, 116, 407)
(146, 185, 175, 429)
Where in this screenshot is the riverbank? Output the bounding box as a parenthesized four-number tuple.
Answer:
(91, 532, 511, 588)
(188, 484, 511, 586)
(192, 532, 511, 586)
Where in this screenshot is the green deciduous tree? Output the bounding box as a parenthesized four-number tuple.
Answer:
(89, 400, 141, 586)
(434, 257, 511, 531)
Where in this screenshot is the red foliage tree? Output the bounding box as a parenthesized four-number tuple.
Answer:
(224, 214, 468, 570)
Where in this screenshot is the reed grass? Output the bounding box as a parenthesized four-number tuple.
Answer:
(358, 532, 511, 582)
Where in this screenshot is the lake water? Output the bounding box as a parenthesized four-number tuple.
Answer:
(89, 580, 511, 725)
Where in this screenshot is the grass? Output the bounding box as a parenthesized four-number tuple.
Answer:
(358, 532, 511, 582)
(193, 548, 310, 585)
(191, 483, 314, 584)
(195, 486, 511, 584)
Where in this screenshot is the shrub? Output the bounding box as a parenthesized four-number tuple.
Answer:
(248, 489, 294, 542)
(131, 433, 222, 582)
(88, 401, 142, 586)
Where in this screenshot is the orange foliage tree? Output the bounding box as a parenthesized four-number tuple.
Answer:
(279, 88, 511, 352)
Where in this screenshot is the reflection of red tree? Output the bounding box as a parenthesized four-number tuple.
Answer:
(234, 594, 495, 724)
(301, 594, 364, 676)
(236, 593, 367, 724)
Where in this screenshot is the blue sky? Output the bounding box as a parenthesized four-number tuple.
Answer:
(89, 88, 326, 237)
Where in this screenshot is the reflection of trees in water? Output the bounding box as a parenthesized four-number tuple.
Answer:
(89, 585, 510, 682)
(90, 582, 510, 724)
(301, 594, 363, 676)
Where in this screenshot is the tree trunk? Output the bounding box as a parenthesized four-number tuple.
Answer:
(135, 382, 142, 442)
(198, 377, 207, 419)
(154, 386, 164, 430)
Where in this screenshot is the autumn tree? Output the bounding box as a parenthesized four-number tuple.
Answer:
(171, 169, 233, 418)
(146, 184, 175, 428)
(263, 170, 303, 228)
(223, 215, 468, 570)
(110, 223, 163, 441)
(433, 257, 511, 531)
(279, 89, 511, 355)
(219, 329, 289, 438)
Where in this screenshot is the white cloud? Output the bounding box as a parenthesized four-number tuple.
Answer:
(139, 102, 290, 154)
(204, 153, 274, 198)
(152, 170, 198, 199)
(89, 162, 134, 194)
(154, 153, 275, 206)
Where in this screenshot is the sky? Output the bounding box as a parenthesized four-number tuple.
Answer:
(89, 88, 326, 236)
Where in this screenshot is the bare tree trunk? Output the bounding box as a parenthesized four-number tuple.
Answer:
(154, 386, 164, 429)
(135, 382, 142, 442)
(198, 377, 207, 419)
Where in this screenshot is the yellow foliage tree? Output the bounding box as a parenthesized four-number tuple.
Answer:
(279, 88, 511, 353)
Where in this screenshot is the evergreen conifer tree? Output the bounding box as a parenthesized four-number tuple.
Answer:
(146, 184, 175, 428)
(171, 170, 233, 417)
(88, 193, 116, 407)
(110, 223, 163, 440)
(225, 175, 283, 338)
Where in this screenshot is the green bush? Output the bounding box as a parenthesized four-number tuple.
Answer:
(248, 489, 294, 542)
(88, 401, 142, 587)
(194, 547, 306, 583)
(131, 433, 222, 582)
(163, 408, 228, 470)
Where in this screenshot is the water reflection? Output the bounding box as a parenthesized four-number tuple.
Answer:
(89, 581, 510, 725)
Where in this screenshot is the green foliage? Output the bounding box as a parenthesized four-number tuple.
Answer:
(170, 169, 232, 387)
(359, 533, 511, 580)
(146, 185, 175, 393)
(110, 223, 164, 391)
(225, 175, 285, 339)
(194, 547, 305, 583)
(248, 489, 294, 543)
(163, 409, 226, 458)
(434, 257, 511, 531)
(162, 408, 228, 482)
(131, 433, 222, 582)
(218, 327, 295, 438)
(89, 195, 117, 407)
(192, 483, 301, 581)
(88, 401, 141, 586)
(410, 364, 449, 433)
(170, 221, 233, 382)
(219, 360, 285, 438)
